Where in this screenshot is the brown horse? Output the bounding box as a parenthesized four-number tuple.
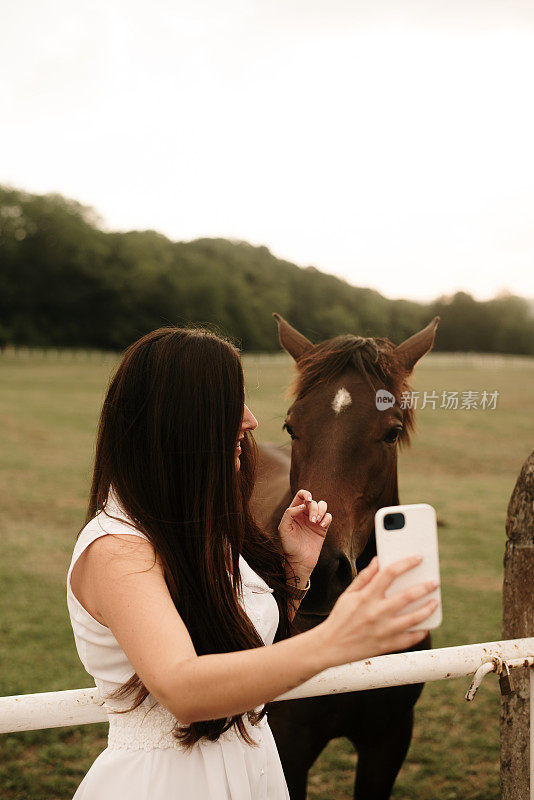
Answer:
(250, 312, 440, 800)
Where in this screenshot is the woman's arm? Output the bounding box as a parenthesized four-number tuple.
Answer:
(164, 556, 438, 723)
(91, 533, 438, 725)
(165, 622, 327, 723)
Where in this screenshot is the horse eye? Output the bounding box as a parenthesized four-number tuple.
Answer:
(283, 422, 297, 440)
(383, 427, 402, 444)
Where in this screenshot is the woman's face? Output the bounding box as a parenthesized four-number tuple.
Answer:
(235, 403, 258, 470)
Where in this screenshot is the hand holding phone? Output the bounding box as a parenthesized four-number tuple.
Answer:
(374, 503, 442, 630)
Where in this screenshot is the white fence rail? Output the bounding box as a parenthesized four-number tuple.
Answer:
(275, 637, 534, 699)
(2, 638, 533, 727)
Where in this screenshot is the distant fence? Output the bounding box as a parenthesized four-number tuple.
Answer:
(0, 347, 291, 365)
(423, 352, 534, 369)
(0, 345, 118, 363)
(2, 346, 534, 368)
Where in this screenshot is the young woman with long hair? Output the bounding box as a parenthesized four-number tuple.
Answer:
(66, 325, 438, 799)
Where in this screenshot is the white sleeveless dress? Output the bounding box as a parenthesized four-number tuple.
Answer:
(66, 495, 291, 800)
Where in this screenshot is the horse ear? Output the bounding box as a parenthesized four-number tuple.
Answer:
(394, 316, 440, 374)
(272, 313, 314, 362)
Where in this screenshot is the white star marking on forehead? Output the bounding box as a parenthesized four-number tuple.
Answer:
(332, 387, 352, 414)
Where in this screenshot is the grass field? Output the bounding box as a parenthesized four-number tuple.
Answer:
(1, 348, 533, 799)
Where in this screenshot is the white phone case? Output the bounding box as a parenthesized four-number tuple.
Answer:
(374, 503, 442, 630)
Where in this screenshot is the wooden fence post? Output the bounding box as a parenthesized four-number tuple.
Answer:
(501, 450, 534, 799)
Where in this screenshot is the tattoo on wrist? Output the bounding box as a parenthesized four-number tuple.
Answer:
(286, 575, 301, 586)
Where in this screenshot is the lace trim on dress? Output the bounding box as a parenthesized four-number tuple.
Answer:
(105, 696, 267, 751)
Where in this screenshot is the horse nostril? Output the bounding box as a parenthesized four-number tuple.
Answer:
(335, 554, 354, 589)
(302, 553, 354, 613)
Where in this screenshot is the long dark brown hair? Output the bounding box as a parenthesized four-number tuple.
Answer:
(83, 325, 293, 749)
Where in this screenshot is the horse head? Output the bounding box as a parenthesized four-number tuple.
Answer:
(272, 312, 440, 617)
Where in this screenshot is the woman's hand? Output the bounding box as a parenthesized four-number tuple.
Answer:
(278, 489, 332, 577)
(316, 555, 439, 669)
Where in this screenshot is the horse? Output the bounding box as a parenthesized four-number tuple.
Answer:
(250, 312, 440, 800)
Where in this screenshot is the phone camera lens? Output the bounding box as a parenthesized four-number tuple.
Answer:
(384, 512, 405, 530)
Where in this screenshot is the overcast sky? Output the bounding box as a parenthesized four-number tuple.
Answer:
(2, 1, 533, 302)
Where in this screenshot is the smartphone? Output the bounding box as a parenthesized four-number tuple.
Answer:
(374, 503, 442, 630)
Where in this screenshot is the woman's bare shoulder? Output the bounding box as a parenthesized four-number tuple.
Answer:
(88, 526, 164, 570)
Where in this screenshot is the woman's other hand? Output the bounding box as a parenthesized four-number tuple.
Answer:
(278, 489, 331, 576)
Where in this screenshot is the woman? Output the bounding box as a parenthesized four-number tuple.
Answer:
(66, 325, 438, 799)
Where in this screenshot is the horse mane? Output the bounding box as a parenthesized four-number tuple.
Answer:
(288, 334, 415, 448)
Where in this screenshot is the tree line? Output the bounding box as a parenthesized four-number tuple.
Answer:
(1, 186, 533, 354)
